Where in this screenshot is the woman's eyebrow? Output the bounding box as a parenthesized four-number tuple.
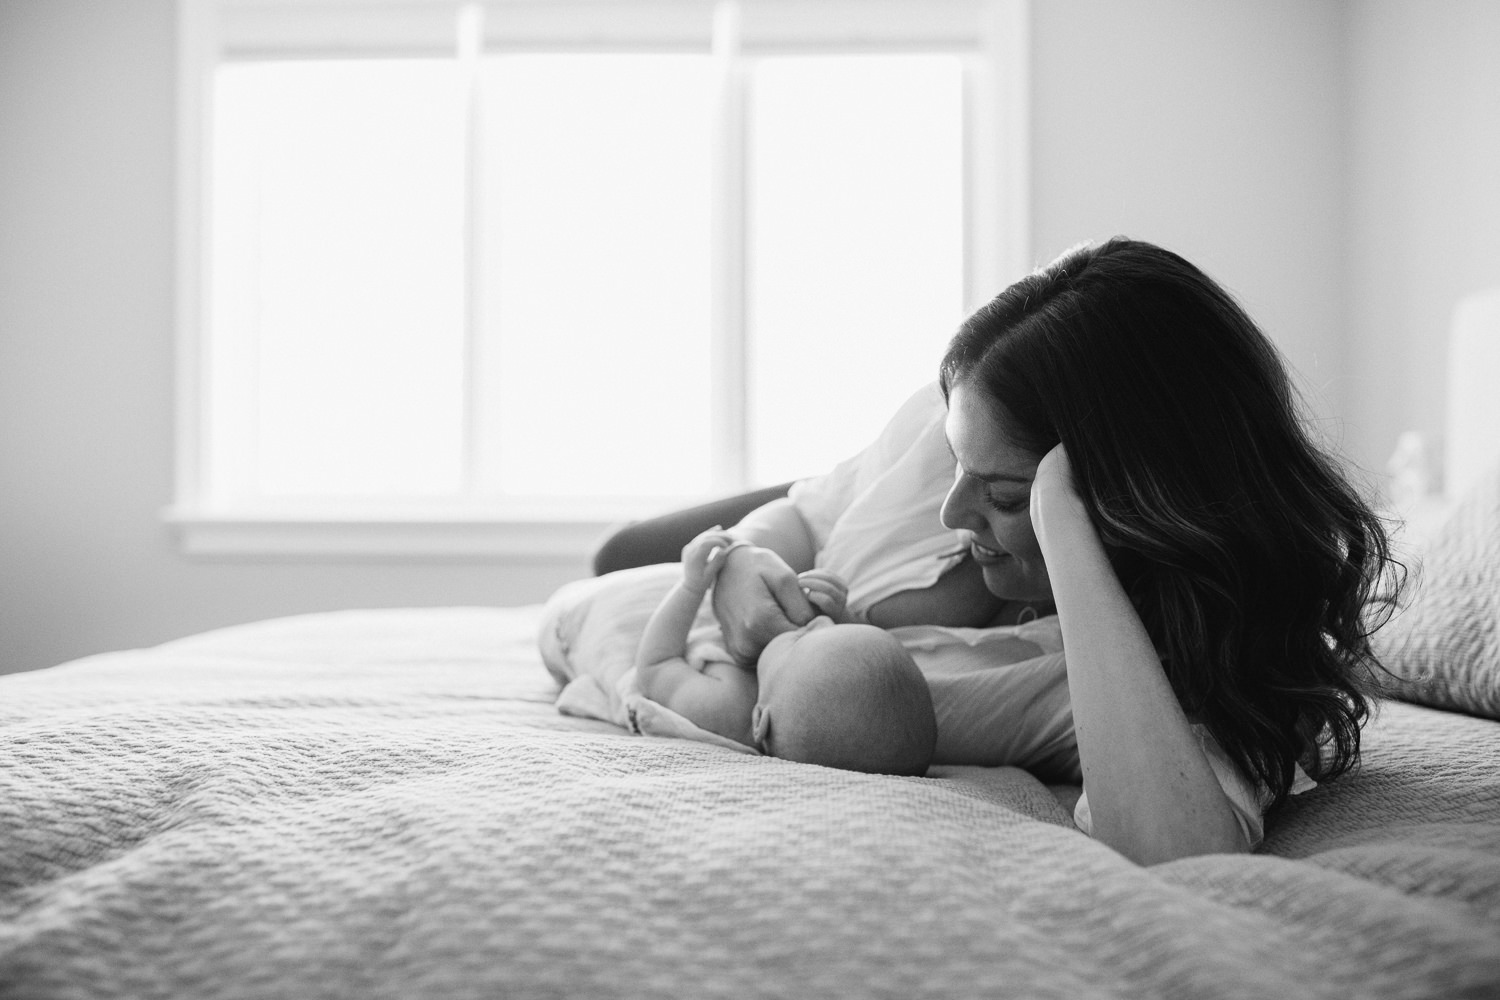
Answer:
(973, 471, 1032, 487)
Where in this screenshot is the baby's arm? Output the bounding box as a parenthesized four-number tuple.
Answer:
(635, 529, 731, 669)
(634, 530, 759, 745)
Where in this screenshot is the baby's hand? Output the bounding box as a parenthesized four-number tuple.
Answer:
(797, 569, 851, 623)
(680, 527, 738, 592)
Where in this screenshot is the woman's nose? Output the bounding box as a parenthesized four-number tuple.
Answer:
(940, 473, 981, 532)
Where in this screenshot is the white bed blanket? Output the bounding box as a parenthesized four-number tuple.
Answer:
(2, 606, 1498, 999)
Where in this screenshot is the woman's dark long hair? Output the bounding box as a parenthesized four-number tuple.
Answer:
(940, 238, 1400, 812)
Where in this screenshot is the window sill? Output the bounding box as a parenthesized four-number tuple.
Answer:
(162, 505, 648, 559)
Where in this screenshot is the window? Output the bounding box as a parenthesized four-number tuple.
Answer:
(170, 0, 1030, 556)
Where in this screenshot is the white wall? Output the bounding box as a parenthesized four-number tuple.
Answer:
(0, 0, 1481, 675)
(0, 0, 588, 678)
(1030, 0, 1347, 423)
(1344, 0, 1500, 484)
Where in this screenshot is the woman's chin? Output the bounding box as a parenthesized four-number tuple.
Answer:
(980, 562, 1052, 603)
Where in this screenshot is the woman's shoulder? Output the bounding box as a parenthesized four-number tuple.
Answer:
(787, 382, 947, 530)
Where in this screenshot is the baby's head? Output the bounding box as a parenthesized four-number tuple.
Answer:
(750, 618, 936, 777)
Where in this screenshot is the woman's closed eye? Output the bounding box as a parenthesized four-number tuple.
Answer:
(985, 492, 1029, 514)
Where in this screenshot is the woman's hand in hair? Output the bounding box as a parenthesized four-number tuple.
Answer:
(1030, 444, 1090, 549)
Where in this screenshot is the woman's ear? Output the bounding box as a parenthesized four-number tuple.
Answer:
(751, 703, 771, 750)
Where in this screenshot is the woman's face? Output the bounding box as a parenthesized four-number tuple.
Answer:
(940, 382, 1054, 602)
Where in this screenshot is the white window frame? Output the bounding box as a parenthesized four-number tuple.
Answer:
(166, 0, 1031, 558)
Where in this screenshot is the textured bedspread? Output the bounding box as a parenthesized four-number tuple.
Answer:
(2, 607, 1498, 999)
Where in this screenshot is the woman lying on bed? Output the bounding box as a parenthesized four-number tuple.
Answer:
(708, 237, 1398, 866)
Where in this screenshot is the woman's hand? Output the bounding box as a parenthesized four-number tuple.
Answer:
(711, 544, 817, 665)
(1029, 444, 1091, 552)
(797, 569, 851, 623)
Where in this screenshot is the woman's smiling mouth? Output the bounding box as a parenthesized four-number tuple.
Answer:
(970, 538, 1008, 562)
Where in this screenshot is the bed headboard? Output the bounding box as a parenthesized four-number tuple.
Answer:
(1446, 289, 1500, 501)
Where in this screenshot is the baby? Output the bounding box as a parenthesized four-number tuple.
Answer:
(633, 529, 937, 776)
(541, 539, 1079, 784)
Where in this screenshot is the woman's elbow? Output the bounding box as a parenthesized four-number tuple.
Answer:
(1097, 813, 1251, 866)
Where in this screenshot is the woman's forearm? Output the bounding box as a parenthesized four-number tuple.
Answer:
(725, 497, 817, 573)
(1039, 502, 1246, 864)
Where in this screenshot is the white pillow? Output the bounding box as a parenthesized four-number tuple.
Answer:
(1374, 460, 1500, 719)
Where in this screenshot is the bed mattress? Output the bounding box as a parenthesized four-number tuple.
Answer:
(1, 606, 1497, 999)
